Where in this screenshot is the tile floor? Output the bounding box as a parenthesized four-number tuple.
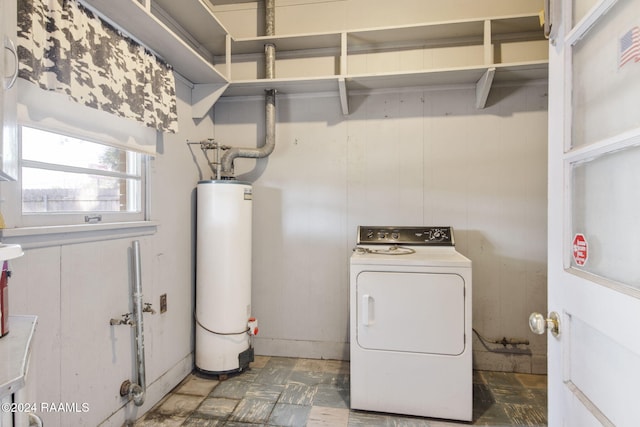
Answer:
(134, 356, 547, 427)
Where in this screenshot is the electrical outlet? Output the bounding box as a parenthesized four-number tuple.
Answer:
(160, 294, 167, 313)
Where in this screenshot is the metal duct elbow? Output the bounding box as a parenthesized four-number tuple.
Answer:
(219, 0, 277, 179)
(220, 89, 276, 176)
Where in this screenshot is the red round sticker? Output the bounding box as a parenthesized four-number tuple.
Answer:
(573, 233, 588, 266)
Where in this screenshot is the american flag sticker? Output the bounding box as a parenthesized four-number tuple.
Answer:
(619, 26, 640, 68)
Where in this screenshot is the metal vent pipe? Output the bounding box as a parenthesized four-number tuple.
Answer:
(265, 0, 275, 78)
(265, 0, 275, 36)
(220, 0, 277, 177)
(220, 90, 276, 175)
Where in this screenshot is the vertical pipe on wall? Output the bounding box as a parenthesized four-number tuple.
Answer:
(265, 43, 276, 79)
(265, 0, 276, 79)
(219, 0, 277, 177)
(219, 90, 276, 175)
(131, 240, 146, 406)
(265, 0, 275, 36)
(115, 241, 147, 406)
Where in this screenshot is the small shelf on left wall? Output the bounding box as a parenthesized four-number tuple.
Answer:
(83, 0, 230, 118)
(83, 0, 228, 85)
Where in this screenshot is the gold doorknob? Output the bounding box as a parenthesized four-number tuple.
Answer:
(529, 311, 560, 337)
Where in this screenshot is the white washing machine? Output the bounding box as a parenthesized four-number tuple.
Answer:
(350, 226, 472, 421)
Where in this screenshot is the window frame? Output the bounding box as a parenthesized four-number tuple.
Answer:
(14, 123, 150, 228)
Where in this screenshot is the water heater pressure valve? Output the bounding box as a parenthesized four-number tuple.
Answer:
(248, 317, 259, 336)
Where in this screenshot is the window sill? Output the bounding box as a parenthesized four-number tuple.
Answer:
(0, 221, 159, 249)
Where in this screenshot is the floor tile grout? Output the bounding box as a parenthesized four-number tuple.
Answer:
(135, 356, 547, 427)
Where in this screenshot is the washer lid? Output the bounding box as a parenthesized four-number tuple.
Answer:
(351, 246, 471, 267)
(198, 179, 252, 186)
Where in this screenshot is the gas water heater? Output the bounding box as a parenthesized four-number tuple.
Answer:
(195, 180, 256, 376)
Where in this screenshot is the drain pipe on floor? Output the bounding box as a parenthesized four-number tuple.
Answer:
(219, 0, 277, 178)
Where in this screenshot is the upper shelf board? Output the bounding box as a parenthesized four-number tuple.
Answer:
(232, 32, 343, 55)
(345, 67, 487, 91)
(347, 61, 548, 92)
(348, 20, 485, 49)
(221, 76, 341, 97)
(347, 14, 543, 48)
(491, 15, 545, 38)
(153, 0, 229, 55)
(492, 61, 549, 82)
(228, 13, 544, 55)
(220, 60, 548, 98)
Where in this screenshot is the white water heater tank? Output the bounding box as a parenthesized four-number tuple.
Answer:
(196, 180, 254, 375)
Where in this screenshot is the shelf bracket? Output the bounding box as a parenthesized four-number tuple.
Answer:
(475, 67, 495, 109)
(338, 77, 349, 116)
(483, 19, 493, 65)
(192, 83, 229, 119)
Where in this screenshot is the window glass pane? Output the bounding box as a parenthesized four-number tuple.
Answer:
(571, 144, 640, 288)
(22, 127, 131, 173)
(22, 167, 141, 213)
(572, 0, 640, 148)
(21, 125, 145, 221)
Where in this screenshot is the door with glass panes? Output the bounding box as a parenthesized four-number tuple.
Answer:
(540, 0, 640, 425)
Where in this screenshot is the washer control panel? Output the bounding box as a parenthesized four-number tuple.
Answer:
(357, 226, 455, 246)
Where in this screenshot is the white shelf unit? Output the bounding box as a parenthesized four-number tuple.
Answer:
(78, 2, 547, 116)
(83, 0, 228, 84)
(224, 13, 548, 114)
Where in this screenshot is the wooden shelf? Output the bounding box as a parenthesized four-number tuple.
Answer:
(221, 13, 547, 114)
(345, 68, 487, 91)
(232, 32, 342, 55)
(345, 60, 548, 91)
(80, 4, 547, 116)
(83, 0, 228, 85)
(153, 0, 229, 56)
(493, 60, 549, 82)
(223, 76, 341, 97)
(347, 20, 485, 49)
(491, 15, 544, 39)
(221, 65, 545, 96)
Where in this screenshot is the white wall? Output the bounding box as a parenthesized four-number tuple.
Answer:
(214, 82, 548, 374)
(4, 78, 212, 426)
(209, 0, 548, 375)
(1, 0, 548, 424)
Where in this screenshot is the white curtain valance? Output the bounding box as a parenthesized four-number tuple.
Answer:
(16, 0, 179, 134)
(17, 79, 158, 156)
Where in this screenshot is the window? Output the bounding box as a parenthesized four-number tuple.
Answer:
(19, 125, 148, 226)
